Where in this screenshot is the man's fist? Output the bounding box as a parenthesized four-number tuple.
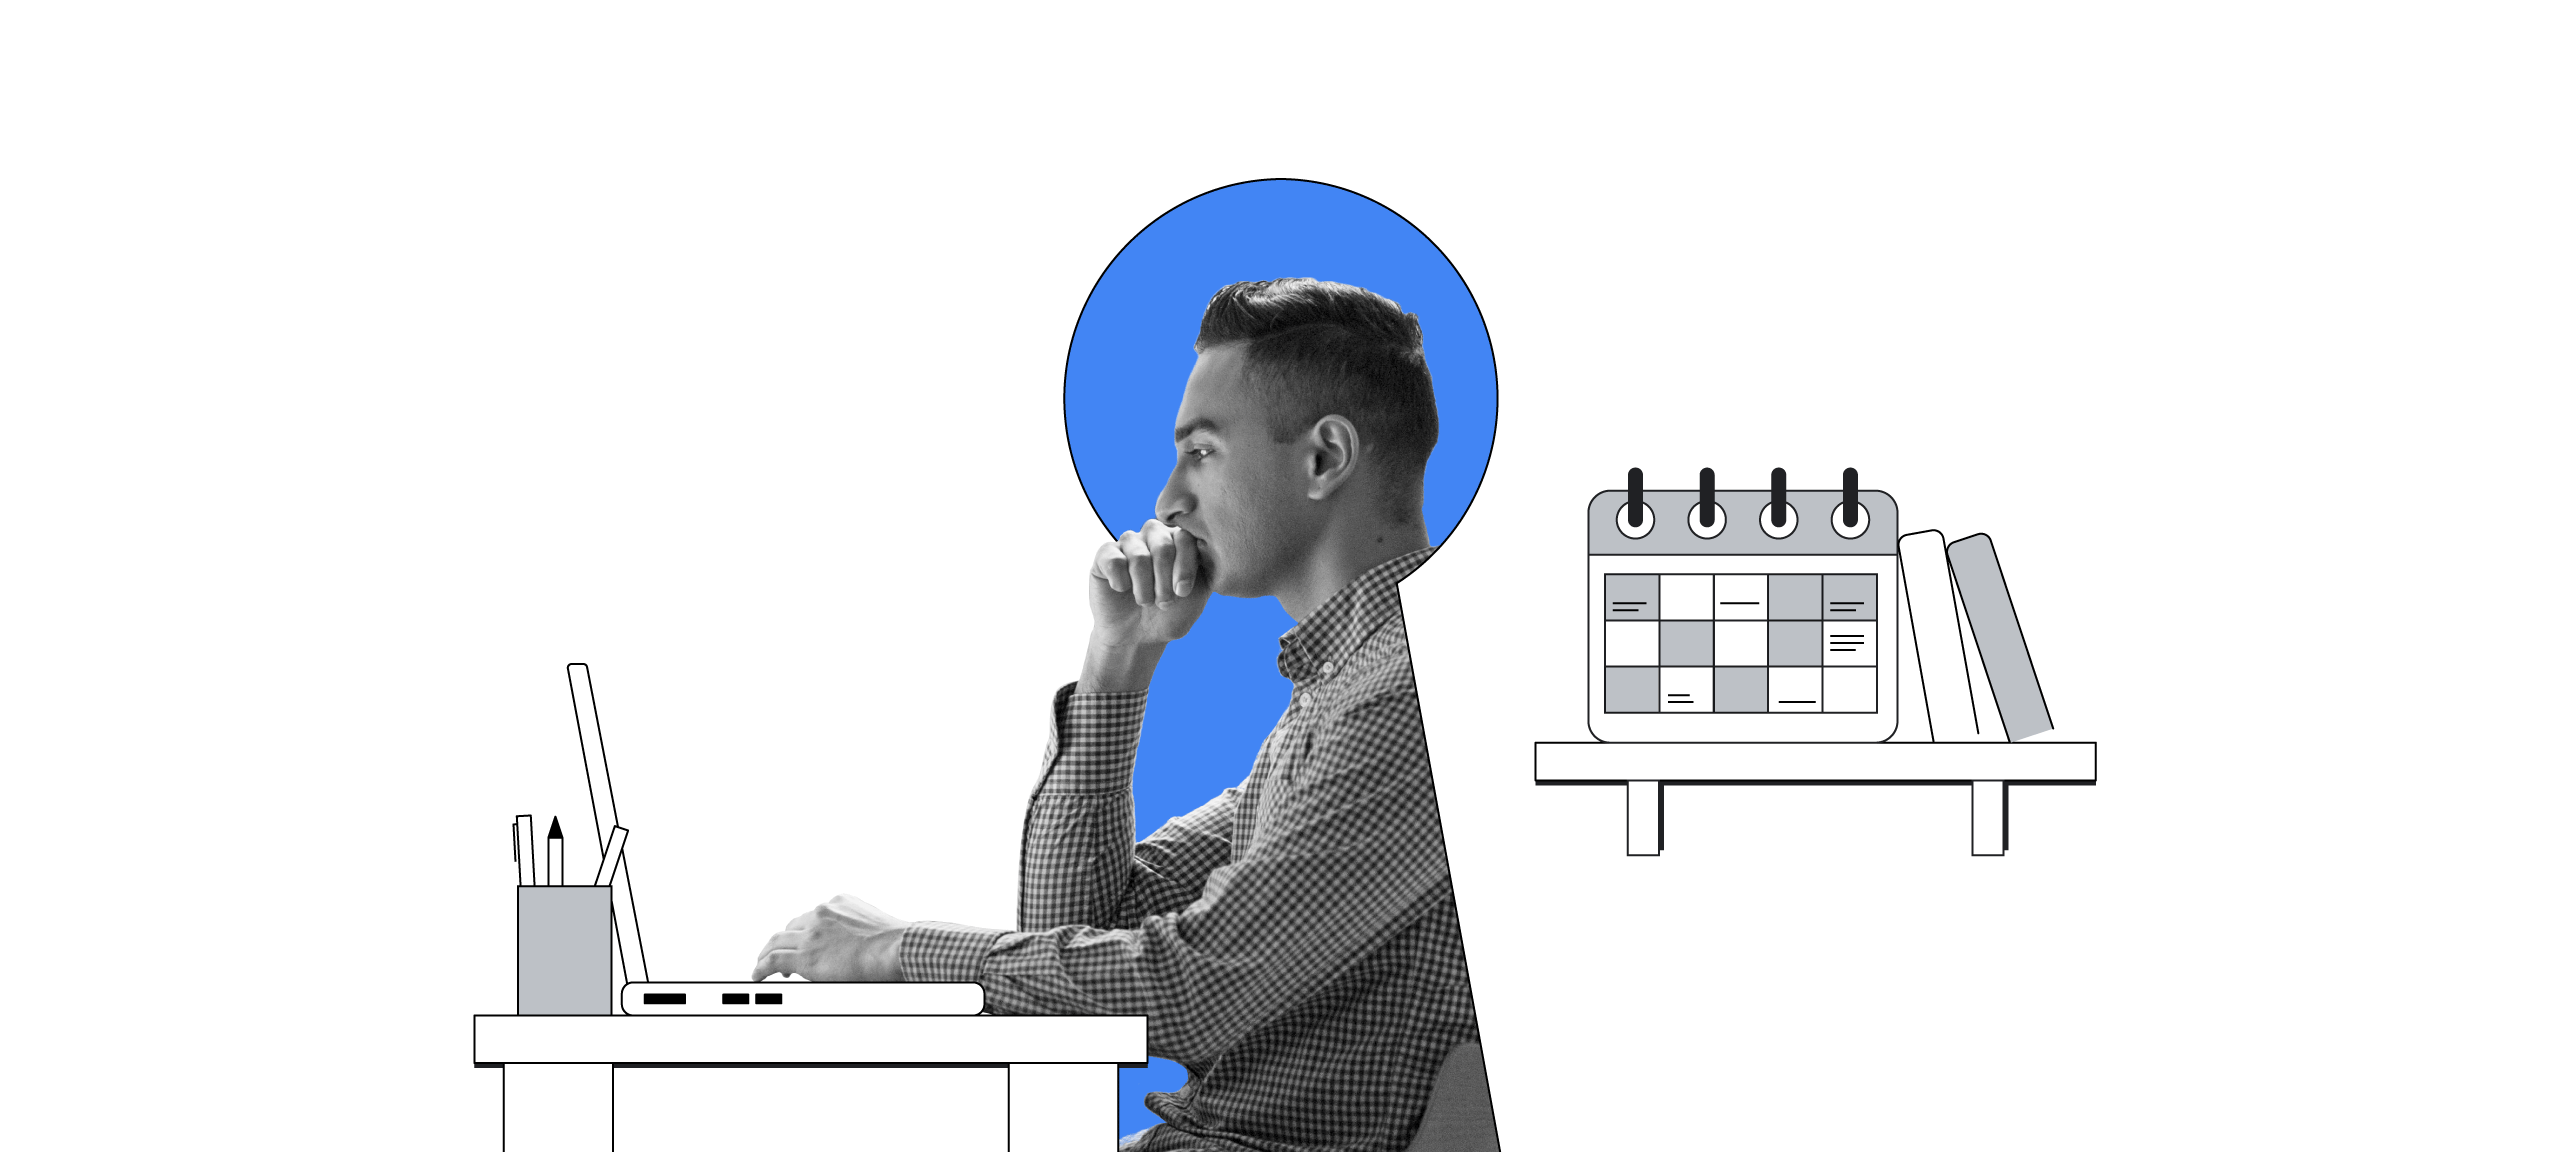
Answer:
(1088, 518, 1209, 648)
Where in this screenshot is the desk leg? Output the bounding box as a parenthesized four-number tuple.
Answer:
(1971, 781, 2006, 857)
(1008, 1063, 1115, 1151)
(504, 1063, 612, 1151)
(1626, 781, 1662, 856)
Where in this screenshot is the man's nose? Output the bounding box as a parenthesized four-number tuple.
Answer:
(1155, 473, 1193, 526)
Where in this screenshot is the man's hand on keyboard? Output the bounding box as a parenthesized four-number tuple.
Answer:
(751, 892, 910, 982)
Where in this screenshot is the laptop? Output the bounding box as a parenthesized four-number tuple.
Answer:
(563, 663, 982, 1016)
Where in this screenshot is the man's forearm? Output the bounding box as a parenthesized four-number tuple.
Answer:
(1078, 636, 1166, 694)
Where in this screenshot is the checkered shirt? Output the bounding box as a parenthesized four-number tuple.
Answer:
(903, 548, 1480, 1152)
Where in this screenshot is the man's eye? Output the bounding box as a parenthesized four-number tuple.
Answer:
(1186, 447, 1212, 460)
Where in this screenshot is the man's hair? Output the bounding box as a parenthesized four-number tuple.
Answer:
(1195, 278, 1439, 516)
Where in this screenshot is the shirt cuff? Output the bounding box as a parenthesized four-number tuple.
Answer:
(900, 921, 1007, 984)
(1043, 681, 1148, 792)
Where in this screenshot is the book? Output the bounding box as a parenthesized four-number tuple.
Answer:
(1899, 530, 1992, 741)
(1945, 533, 2053, 740)
(1949, 575, 2010, 741)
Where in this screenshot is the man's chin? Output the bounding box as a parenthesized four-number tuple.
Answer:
(1191, 546, 1249, 600)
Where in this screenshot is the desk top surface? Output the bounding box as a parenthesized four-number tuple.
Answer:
(474, 1013, 1147, 1067)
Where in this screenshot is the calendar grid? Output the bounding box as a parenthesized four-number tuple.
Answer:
(1600, 572, 1880, 714)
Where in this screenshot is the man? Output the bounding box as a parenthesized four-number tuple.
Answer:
(754, 279, 1490, 1152)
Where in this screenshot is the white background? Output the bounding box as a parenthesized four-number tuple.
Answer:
(4, 4, 2553, 1148)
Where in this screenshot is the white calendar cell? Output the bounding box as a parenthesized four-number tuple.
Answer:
(1821, 621, 1878, 666)
(1714, 574, 1769, 620)
(1769, 667, 1823, 713)
(1822, 666, 1878, 713)
(1715, 620, 1768, 666)
(1659, 667, 1715, 712)
(1605, 621, 1659, 666)
(1659, 575, 1716, 620)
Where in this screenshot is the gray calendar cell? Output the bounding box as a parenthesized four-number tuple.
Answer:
(1604, 574, 1660, 621)
(1604, 666, 1660, 713)
(1823, 573, 1878, 621)
(1768, 620, 1822, 666)
(1713, 667, 1769, 713)
(1658, 621, 1715, 666)
(1769, 574, 1823, 621)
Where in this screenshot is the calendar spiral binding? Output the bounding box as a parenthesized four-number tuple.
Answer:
(1593, 467, 1895, 556)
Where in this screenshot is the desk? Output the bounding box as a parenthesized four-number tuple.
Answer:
(1534, 741, 2098, 855)
(475, 1014, 1147, 1151)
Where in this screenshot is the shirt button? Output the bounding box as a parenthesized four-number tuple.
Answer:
(1320, 661, 1334, 676)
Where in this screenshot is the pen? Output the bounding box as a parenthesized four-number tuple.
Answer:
(546, 817, 564, 885)
(595, 825, 629, 885)
(513, 814, 536, 885)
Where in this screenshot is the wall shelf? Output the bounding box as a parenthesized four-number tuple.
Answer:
(1532, 740, 2097, 856)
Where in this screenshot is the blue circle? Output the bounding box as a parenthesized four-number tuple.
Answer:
(1063, 179, 1497, 549)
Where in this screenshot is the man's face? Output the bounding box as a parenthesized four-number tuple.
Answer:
(1156, 345, 1318, 600)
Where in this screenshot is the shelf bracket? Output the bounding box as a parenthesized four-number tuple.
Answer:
(1627, 781, 1662, 856)
(1971, 781, 2007, 856)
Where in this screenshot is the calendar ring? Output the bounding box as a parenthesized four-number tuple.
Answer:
(1615, 500, 1656, 539)
(1830, 501, 1872, 539)
(1759, 501, 1800, 539)
(1687, 499, 1725, 538)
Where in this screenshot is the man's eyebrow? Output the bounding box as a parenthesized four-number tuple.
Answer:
(1174, 418, 1220, 441)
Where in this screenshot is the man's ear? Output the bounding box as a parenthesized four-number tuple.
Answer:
(1303, 414, 1361, 500)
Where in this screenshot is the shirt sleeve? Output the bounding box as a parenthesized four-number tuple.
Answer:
(953, 689, 1451, 1068)
(899, 681, 1238, 984)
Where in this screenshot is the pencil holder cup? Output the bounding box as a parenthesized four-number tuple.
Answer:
(517, 885, 612, 1014)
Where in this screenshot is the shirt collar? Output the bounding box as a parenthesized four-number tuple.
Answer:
(1274, 547, 1434, 684)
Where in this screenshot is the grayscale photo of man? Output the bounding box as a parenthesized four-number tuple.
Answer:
(753, 279, 1498, 1152)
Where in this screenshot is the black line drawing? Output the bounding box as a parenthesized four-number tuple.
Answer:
(1538, 469, 2098, 856)
(617, 982, 986, 1015)
(568, 663, 649, 984)
(484, 664, 1146, 1150)
(474, 1015, 1143, 1151)
(1587, 469, 1900, 737)
(512, 814, 535, 886)
(1944, 533, 2053, 739)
